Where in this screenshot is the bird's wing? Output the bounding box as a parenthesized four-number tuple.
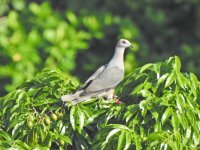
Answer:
(84, 66, 124, 93)
(81, 65, 106, 89)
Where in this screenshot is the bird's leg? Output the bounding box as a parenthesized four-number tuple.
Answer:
(104, 89, 115, 99)
(97, 89, 122, 104)
(114, 98, 122, 104)
(104, 89, 122, 104)
(96, 89, 114, 99)
(113, 93, 122, 104)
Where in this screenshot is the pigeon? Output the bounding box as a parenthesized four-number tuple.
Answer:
(61, 39, 133, 105)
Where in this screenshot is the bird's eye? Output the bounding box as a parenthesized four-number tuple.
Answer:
(122, 41, 126, 44)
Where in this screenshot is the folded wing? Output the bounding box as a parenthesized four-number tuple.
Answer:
(84, 66, 124, 94)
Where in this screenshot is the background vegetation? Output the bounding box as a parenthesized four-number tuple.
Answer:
(1, 0, 200, 96)
(0, 0, 200, 149)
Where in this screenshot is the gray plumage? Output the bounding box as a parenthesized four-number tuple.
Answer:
(61, 39, 133, 105)
(83, 66, 123, 94)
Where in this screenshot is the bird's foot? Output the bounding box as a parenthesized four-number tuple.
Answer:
(114, 99, 122, 104)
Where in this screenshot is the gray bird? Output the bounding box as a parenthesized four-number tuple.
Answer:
(61, 39, 133, 105)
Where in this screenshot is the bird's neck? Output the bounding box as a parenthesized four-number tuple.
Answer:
(108, 47, 125, 70)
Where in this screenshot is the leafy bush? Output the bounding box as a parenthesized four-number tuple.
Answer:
(0, 1, 140, 95)
(1, 0, 200, 100)
(0, 2, 95, 93)
(95, 56, 200, 149)
(0, 56, 199, 149)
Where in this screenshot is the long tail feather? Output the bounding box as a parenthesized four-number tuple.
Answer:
(61, 90, 83, 102)
(61, 90, 106, 105)
(71, 96, 91, 105)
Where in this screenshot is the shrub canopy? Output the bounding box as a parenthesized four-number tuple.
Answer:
(0, 56, 199, 149)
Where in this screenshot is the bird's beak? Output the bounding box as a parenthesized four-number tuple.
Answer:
(130, 44, 134, 48)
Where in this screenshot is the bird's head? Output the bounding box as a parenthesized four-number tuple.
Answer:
(117, 39, 133, 49)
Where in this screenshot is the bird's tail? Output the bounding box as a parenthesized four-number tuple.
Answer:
(61, 90, 95, 105)
(61, 90, 83, 102)
(71, 96, 92, 105)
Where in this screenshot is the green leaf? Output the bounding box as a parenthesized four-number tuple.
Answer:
(185, 126, 191, 140)
(37, 124, 45, 142)
(0, 129, 12, 141)
(70, 106, 76, 130)
(154, 63, 161, 74)
(139, 63, 153, 73)
(124, 105, 139, 122)
(154, 121, 161, 131)
(29, 3, 41, 15)
(177, 113, 188, 129)
(177, 74, 186, 89)
(13, 140, 31, 149)
(106, 124, 130, 131)
(157, 73, 169, 85)
(192, 125, 199, 147)
(78, 107, 85, 132)
(161, 107, 173, 125)
(186, 109, 195, 123)
(117, 130, 125, 150)
(176, 94, 185, 112)
(101, 129, 121, 148)
(52, 132, 72, 145)
(42, 133, 52, 148)
(174, 56, 181, 73)
(147, 131, 165, 141)
(74, 132, 89, 150)
(171, 112, 180, 130)
(7, 118, 22, 132)
(66, 11, 77, 25)
(185, 94, 195, 109)
(131, 83, 145, 95)
(165, 73, 175, 88)
(124, 131, 131, 150)
(10, 104, 20, 113)
(12, 124, 25, 139)
(146, 141, 160, 150)
(190, 73, 198, 96)
(151, 111, 159, 121)
(0, 141, 10, 148)
(192, 124, 199, 139)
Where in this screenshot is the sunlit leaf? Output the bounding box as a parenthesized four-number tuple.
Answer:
(117, 130, 125, 150)
(101, 129, 121, 148)
(171, 112, 180, 130)
(139, 63, 153, 73)
(78, 107, 85, 132)
(161, 107, 173, 125)
(157, 73, 169, 85)
(174, 56, 181, 73)
(165, 73, 175, 88)
(0, 129, 12, 141)
(124, 131, 131, 150)
(105, 124, 130, 131)
(70, 106, 76, 130)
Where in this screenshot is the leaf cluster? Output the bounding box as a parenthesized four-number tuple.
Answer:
(0, 1, 140, 95)
(0, 56, 200, 149)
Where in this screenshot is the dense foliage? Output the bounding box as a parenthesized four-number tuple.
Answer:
(1, 0, 200, 96)
(0, 1, 200, 149)
(0, 1, 139, 95)
(0, 56, 199, 149)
